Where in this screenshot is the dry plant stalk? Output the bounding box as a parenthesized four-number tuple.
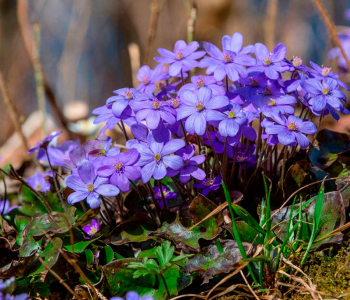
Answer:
(264, 0, 279, 50)
(0, 72, 29, 152)
(312, 0, 350, 71)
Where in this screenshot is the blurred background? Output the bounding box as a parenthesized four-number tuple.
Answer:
(1, 0, 350, 166)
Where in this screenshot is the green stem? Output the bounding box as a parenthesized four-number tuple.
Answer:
(222, 181, 258, 285)
(159, 273, 171, 299)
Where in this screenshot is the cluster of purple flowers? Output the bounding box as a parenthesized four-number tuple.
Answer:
(26, 32, 347, 210)
(0, 277, 28, 300)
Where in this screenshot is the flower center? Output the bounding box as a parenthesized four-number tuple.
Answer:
(162, 65, 169, 73)
(114, 161, 123, 170)
(154, 152, 162, 162)
(228, 111, 235, 118)
(195, 101, 205, 111)
(141, 75, 149, 85)
(268, 99, 276, 106)
(321, 66, 331, 77)
(203, 178, 214, 186)
(263, 56, 272, 65)
(176, 50, 183, 60)
(97, 149, 106, 156)
(237, 156, 246, 162)
(287, 122, 297, 131)
(124, 89, 134, 99)
(223, 53, 233, 63)
(90, 227, 97, 234)
(36, 185, 41, 190)
(170, 97, 180, 108)
(322, 86, 330, 95)
(196, 78, 205, 88)
(86, 184, 94, 192)
(152, 99, 161, 109)
(263, 87, 272, 95)
(292, 56, 302, 67)
(157, 190, 169, 198)
(249, 77, 259, 86)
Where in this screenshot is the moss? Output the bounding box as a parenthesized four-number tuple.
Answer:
(216, 241, 350, 300)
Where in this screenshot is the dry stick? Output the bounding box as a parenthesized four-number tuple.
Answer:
(16, 0, 72, 138)
(312, 0, 350, 71)
(0, 72, 29, 152)
(8, 165, 52, 213)
(240, 271, 260, 300)
(36, 255, 81, 299)
(264, 0, 279, 50)
(45, 149, 66, 210)
(144, 0, 161, 65)
(33, 22, 47, 137)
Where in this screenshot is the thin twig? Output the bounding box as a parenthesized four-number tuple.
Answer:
(36, 255, 81, 299)
(312, 0, 350, 71)
(264, 0, 279, 50)
(240, 271, 260, 300)
(8, 165, 52, 213)
(0, 72, 29, 152)
(144, 0, 161, 65)
(45, 149, 66, 210)
(16, 0, 73, 138)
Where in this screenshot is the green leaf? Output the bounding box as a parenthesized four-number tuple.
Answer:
(83, 249, 94, 266)
(155, 241, 174, 268)
(34, 282, 51, 297)
(99, 246, 114, 265)
(29, 237, 63, 276)
(184, 240, 253, 284)
(14, 215, 30, 246)
(62, 228, 101, 253)
(103, 258, 156, 297)
(111, 213, 157, 245)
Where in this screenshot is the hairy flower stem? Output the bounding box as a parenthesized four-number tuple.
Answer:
(130, 180, 158, 226)
(225, 75, 229, 92)
(206, 128, 226, 186)
(179, 120, 189, 146)
(256, 113, 263, 157)
(278, 146, 288, 199)
(229, 144, 239, 188)
(159, 273, 171, 299)
(100, 196, 114, 224)
(223, 137, 228, 183)
(158, 180, 167, 208)
(120, 120, 129, 141)
(146, 182, 162, 222)
(45, 149, 66, 210)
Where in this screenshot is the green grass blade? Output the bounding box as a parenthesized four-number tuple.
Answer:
(222, 180, 258, 285)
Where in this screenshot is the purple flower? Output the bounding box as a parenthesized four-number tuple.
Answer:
(199, 32, 256, 81)
(27, 172, 51, 194)
(154, 40, 205, 76)
(0, 199, 17, 215)
(152, 185, 177, 209)
(265, 114, 316, 149)
(308, 61, 349, 90)
(97, 148, 141, 192)
(218, 104, 247, 137)
(27, 131, 62, 154)
(83, 219, 100, 237)
(133, 132, 185, 183)
(249, 43, 287, 79)
(259, 95, 297, 118)
(204, 132, 235, 158)
(193, 175, 222, 196)
(136, 64, 168, 94)
(110, 291, 153, 300)
(179, 75, 225, 96)
(301, 78, 347, 114)
(65, 160, 120, 209)
(234, 145, 257, 167)
(107, 88, 140, 118)
(166, 144, 206, 183)
(177, 87, 229, 135)
(131, 95, 176, 130)
(92, 105, 121, 134)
